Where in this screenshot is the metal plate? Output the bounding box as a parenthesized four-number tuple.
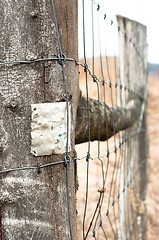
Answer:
(31, 102, 71, 156)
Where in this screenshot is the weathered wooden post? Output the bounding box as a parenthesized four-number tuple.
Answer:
(117, 16, 148, 239)
(0, 0, 78, 239)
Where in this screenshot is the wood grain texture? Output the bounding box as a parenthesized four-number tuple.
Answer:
(0, 0, 78, 239)
(75, 94, 142, 144)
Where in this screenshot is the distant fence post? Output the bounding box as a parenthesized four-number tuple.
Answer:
(117, 16, 148, 239)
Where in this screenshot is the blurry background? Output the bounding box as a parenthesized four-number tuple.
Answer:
(79, 0, 159, 64)
(77, 1, 159, 239)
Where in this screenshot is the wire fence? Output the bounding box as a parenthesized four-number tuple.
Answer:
(76, 0, 148, 239)
(0, 0, 147, 240)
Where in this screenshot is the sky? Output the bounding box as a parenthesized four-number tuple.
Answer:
(109, 0, 159, 63)
(79, 0, 159, 64)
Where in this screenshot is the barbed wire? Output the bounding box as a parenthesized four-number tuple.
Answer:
(0, 160, 65, 175)
(0, 55, 146, 102)
(92, 0, 148, 64)
(77, 1, 147, 240)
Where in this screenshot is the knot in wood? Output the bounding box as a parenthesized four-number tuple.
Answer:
(30, 10, 38, 18)
(6, 99, 19, 111)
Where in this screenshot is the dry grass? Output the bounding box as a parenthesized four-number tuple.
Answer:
(76, 58, 159, 239)
(146, 75, 159, 240)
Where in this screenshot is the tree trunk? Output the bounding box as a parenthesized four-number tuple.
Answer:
(75, 94, 143, 144)
(0, 1, 78, 239)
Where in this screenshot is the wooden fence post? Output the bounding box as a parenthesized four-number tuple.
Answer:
(0, 0, 78, 239)
(117, 16, 148, 239)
